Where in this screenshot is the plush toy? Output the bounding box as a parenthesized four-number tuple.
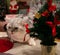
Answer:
(9, 0, 19, 14)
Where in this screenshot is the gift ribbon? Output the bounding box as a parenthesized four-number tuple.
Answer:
(46, 21, 56, 37)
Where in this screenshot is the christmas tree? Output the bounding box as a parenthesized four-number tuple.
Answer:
(28, 0, 60, 46)
(0, 0, 7, 21)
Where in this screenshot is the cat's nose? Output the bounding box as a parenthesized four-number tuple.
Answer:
(11, 30, 14, 34)
(11, 31, 14, 34)
(11, 28, 16, 32)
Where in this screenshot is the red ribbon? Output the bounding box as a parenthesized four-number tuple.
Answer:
(52, 26, 56, 37)
(46, 21, 56, 37)
(47, 0, 56, 12)
(42, 10, 49, 17)
(48, 5, 56, 12)
(25, 24, 30, 33)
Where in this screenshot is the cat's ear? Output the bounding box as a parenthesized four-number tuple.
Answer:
(4, 24, 7, 31)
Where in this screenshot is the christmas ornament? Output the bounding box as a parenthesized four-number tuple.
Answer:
(42, 10, 49, 17)
(46, 21, 56, 37)
(49, 5, 56, 12)
(9, 0, 19, 14)
(52, 26, 56, 37)
(35, 13, 41, 19)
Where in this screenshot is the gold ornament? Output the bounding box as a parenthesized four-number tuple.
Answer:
(35, 13, 41, 19)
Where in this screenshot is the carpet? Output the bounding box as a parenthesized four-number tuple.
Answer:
(5, 40, 60, 55)
(0, 53, 13, 55)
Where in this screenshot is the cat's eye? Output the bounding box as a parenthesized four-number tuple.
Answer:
(8, 27, 11, 29)
(13, 27, 18, 32)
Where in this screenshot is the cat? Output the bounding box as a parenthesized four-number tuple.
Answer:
(5, 15, 36, 46)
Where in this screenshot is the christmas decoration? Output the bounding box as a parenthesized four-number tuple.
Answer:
(35, 13, 41, 19)
(28, 0, 60, 55)
(28, 0, 60, 46)
(9, 0, 19, 14)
